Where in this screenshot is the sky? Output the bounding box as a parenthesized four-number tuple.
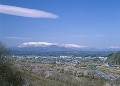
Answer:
(0, 0, 120, 48)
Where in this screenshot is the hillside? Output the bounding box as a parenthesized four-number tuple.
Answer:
(14, 62, 107, 86)
(107, 51, 120, 65)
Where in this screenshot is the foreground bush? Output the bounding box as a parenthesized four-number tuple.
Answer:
(0, 41, 24, 86)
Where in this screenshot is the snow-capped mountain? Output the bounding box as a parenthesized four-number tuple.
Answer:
(13, 42, 120, 52)
(15, 42, 87, 51)
(18, 42, 59, 48)
(18, 42, 87, 48)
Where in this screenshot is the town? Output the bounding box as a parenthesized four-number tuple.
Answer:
(10, 55, 120, 68)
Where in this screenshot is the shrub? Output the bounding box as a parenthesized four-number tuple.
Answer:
(0, 41, 24, 86)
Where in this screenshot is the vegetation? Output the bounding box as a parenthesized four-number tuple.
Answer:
(14, 61, 108, 86)
(18, 68, 106, 86)
(107, 51, 120, 65)
(0, 41, 24, 86)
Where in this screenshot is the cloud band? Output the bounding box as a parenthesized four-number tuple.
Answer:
(0, 4, 58, 18)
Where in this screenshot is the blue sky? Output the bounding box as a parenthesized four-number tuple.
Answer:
(0, 0, 120, 48)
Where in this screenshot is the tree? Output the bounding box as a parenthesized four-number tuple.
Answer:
(0, 41, 24, 86)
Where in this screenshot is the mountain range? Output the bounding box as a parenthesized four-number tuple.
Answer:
(11, 42, 120, 52)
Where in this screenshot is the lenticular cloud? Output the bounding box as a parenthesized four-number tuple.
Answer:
(0, 4, 58, 18)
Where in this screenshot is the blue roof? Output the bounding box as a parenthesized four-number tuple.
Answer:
(109, 64, 114, 66)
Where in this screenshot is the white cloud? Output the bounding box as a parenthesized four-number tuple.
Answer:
(18, 42, 87, 48)
(108, 46, 120, 49)
(0, 4, 58, 18)
(3, 37, 30, 39)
